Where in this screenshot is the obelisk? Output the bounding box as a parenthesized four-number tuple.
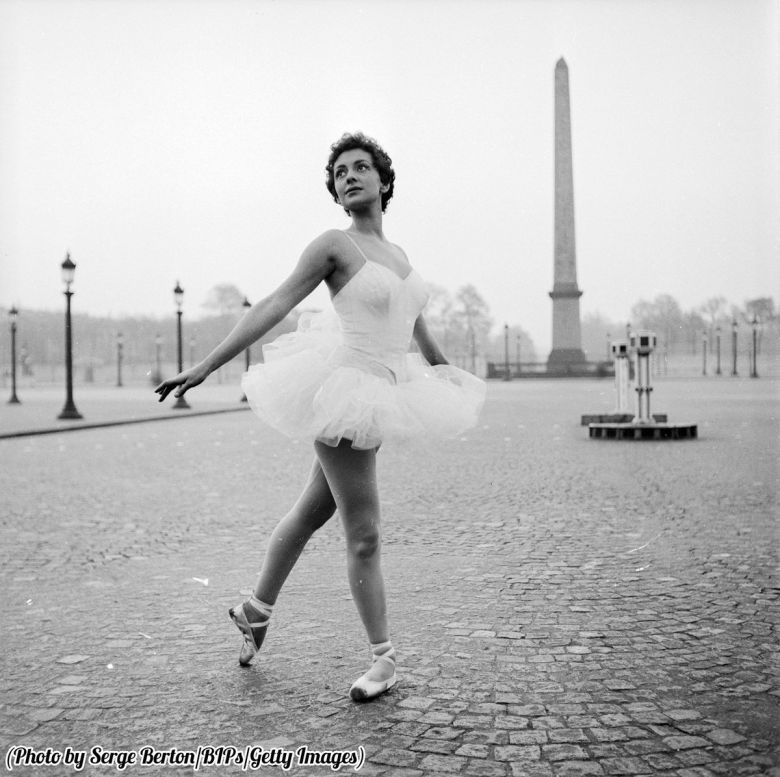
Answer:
(547, 57, 586, 372)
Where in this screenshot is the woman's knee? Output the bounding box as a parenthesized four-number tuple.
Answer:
(346, 525, 381, 560)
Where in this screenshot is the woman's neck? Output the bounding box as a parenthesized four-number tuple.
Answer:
(349, 209, 385, 240)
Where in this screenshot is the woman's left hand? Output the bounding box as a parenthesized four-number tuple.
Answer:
(155, 363, 210, 403)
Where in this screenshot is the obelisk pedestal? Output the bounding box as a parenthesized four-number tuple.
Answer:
(548, 57, 586, 373)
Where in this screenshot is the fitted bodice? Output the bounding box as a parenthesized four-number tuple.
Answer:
(330, 237, 429, 383)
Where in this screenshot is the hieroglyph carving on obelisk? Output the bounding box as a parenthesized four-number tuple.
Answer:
(548, 57, 586, 370)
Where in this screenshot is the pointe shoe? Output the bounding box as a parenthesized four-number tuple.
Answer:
(349, 646, 397, 702)
(228, 600, 269, 667)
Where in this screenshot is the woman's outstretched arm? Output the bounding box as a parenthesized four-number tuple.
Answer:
(156, 233, 337, 402)
(413, 314, 449, 367)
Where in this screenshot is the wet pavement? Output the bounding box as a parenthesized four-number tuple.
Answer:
(0, 377, 778, 776)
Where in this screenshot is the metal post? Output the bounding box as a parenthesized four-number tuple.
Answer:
(116, 332, 123, 387)
(155, 334, 162, 383)
(751, 316, 759, 378)
(503, 324, 511, 381)
(702, 331, 707, 376)
(58, 287, 82, 419)
(174, 308, 190, 408)
(631, 331, 656, 424)
(731, 319, 738, 376)
(8, 308, 20, 404)
(715, 326, 721, 375)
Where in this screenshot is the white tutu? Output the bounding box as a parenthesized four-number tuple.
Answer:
(242, 310, 486, 450)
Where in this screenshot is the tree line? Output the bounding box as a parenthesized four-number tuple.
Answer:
(581, 294, 776, 361)
(1, 285, 774, 381)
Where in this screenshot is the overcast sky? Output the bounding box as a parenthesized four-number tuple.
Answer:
(1, 0, 777, 353)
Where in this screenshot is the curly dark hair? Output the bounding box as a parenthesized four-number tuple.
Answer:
(325, 132, 395, 214)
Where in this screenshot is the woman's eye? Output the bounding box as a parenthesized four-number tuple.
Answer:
(335, 169, 345, 178)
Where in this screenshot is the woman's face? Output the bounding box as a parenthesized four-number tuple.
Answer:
(333, 148, 386, 211)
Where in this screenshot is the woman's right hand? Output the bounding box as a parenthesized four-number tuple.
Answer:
(155, 363, 210, 403)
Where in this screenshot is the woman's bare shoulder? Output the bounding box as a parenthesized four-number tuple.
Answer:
(301, 229, 351, 259)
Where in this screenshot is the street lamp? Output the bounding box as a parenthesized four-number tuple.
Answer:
(731, 319, 738, 376)
(503, 323, 511, 381)
(715, 325, 722, 376)
(241, 296, 251, 402)
(173, 281, 190, 408)
(7, 306, 20, 404)
(515, 334, 521, 376)
(154, 334, 162, 383)
(58, 254, 83, 420)
(701, 330, 708, 376)
(116, 331, 124, 387)
(751, 315, 759, 378)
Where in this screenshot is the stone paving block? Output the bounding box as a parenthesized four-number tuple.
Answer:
(494, 745, 542, 761)
(706, 728, 747, 745)
(675, 749, 717, 766)
(508, 730, 548, 746)
(507, 764, 553, 777)
(463, 760, 509, 777)
(553, 763, 605, 776)
(664, 735, 712, 751)
(455, 743, 491, 758)
(547, 728, 589, 744)
(411, 738, 459, 755)
(418, 753, 468, 773)
(463, 730, 509, 746)
(542, 744, 589, 761)
(600, 756, 654, 774)
(371, 748, 419, 769)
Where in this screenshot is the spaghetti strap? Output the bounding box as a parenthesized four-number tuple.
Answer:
(342, 231, 371, 263)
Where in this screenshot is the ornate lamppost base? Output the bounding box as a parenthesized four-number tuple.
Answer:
(173, 395, 191, 410)
(58, 405, 83, 420)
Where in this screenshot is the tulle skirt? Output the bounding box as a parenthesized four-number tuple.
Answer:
(241, 311, 486, 450)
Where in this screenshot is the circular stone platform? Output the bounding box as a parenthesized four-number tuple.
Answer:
(588, 422, 698, 440)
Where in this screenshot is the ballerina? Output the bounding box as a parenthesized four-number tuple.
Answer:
(156, 132, 485, 701)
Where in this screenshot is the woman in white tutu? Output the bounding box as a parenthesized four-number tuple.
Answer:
(156, 132, 485, 701)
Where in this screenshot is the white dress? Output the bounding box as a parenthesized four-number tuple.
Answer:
(241, 232, 486, 450)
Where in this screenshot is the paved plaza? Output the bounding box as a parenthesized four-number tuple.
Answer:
(0, 377, 778, 776)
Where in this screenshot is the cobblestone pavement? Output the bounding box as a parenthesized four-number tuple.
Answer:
(1, 378, 777, 776)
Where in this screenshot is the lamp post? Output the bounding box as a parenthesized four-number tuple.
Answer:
(58, 254, 83, 419)
(751, 315, 759, 378)
(701, 331, 708, 376)
(503, 323, 511, 381)
(172, 281, 190, 408)
(154, 334, 162, 383)
(7, 306, 20, 404)
(116, 331, 124, 387)
(241, 296, 251, 402)
(715, 325, 722, 375)
(731, 319, 738, 376)
(515, 334, 521, 376)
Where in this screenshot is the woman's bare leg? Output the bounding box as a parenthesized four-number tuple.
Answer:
(314, 439, 394, 687)
(253, 456, 337, 604)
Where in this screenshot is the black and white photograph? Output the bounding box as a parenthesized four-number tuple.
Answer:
(1, 1, 777, 775)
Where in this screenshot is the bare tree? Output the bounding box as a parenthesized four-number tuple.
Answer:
(203, 284, 245, 317)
